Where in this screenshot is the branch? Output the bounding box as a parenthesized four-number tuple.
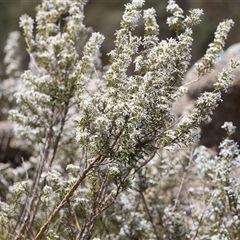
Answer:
(34, 154, 102, 240)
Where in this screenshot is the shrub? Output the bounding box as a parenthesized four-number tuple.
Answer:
(0, 0, 239, 239)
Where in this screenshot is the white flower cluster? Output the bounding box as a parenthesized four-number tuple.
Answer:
(197, 19, 234, 76)
(3, 31, 22, 76)
(192, 123, 240, 238)
(221, 121, 237, 136)
(0, 0, 239, 239)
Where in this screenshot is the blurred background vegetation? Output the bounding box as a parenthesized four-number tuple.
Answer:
(0, 0, 240, 74)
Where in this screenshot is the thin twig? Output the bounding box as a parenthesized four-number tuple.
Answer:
(139, 190, 162, 240)
(34, 154, 102, 240)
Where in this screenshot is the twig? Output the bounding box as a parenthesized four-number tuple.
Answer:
(139, 190, 162, 240)
(34, 154, 102, 240)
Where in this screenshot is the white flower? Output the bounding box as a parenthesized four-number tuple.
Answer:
(221, 121, 237, 135)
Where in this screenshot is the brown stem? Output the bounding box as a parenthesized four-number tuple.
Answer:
(34, 154, 102, 240)
(34, 129, 125, 239)
(13, 124, 53, 240)
(139, 190, 162, 240)
(13, 103, 69, 239)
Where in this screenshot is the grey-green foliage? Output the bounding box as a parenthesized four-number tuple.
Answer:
(0, 0, 239, 239)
